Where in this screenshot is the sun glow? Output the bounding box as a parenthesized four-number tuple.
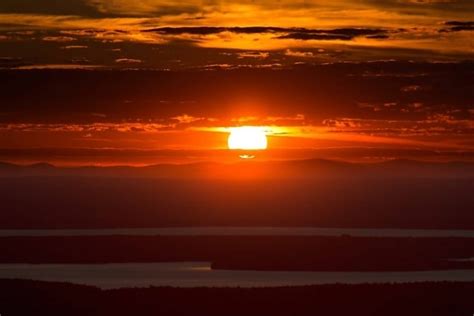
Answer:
(228, 126, 268, 150)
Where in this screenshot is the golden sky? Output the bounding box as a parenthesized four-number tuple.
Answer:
(0, 0, 473, 68)
(0, 0, 473, 165)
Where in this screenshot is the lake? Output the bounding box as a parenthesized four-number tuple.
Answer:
(1, 262, 474, 289)
(1, 227, 474, 237)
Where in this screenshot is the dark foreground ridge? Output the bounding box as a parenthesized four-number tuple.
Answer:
(1, 279, 473, 316)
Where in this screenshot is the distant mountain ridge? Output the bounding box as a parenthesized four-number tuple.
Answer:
(0, 159, 473, 178)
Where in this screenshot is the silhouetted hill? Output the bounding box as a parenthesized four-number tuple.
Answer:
(0, 161, 20, 170)
(0, 159, 473, 178)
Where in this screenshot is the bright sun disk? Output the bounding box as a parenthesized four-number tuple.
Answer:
(228, 126, 268, 150)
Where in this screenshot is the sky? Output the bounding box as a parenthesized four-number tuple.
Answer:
(0, 0, 473, 165)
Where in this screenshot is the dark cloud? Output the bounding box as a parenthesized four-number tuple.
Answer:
(366, 34, 390, 39)
(278, 33, 354, 41)
(0, 0, 201, 18)
(143, 27, 290, 35)
(136, 4, 202, 17)
(144, 27, 390, 41)
(363, 0, 474, 13)
(0, 61, 472, 123)
(440, 21, 474, 32)
(2, 0, 471, 18)
(0, 28, 471, 71)
(0, 57, 27, 68)
(0, 0, 104, 17)
(311, 28, 388, 37)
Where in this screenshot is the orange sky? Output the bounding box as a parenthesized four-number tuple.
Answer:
(0, 1, 473, 165)
(0, 0, 473, 69)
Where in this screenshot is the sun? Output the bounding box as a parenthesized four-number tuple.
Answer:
(228, 126, 268, 150)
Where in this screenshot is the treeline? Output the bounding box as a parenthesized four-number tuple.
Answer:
(1, 279, 473, 316)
